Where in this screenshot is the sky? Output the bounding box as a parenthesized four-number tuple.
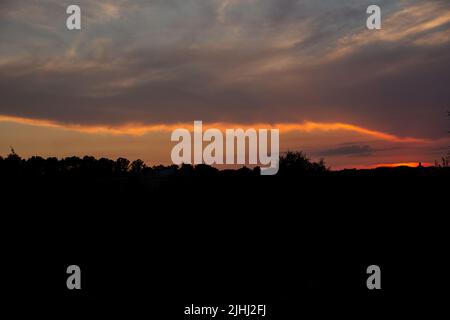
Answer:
(1, 0, 449, 169)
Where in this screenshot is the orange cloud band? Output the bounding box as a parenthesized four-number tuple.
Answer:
(0, 114, 426, 143)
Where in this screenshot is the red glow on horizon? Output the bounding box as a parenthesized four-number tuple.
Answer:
(351, 162, 434, 169)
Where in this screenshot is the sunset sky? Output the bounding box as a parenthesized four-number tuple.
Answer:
(1, 0, 449, 169)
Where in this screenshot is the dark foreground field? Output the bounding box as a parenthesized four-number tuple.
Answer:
(1, 153, 449, 318)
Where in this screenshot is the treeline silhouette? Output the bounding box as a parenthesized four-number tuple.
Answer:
(2, 149, 449, 209)
(0, 150, 330, 180)
(1, 150, 449, 182)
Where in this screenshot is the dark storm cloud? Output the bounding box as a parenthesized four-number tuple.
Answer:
(1, 0, 450, 138)
(319, 144, 374, 157)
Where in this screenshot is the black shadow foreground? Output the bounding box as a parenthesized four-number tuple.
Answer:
(1, 152, 448, 318)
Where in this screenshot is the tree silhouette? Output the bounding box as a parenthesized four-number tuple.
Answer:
(278, 151, 328, 175)
(4, 147, 22, 176)
(178, 163, 195, 176)
(130, 159, 146, 174)
(447, 110, 450, 165)
(115, 157, 130, 175)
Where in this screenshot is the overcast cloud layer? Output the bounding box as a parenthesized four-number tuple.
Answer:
(1, 0, 450, 139)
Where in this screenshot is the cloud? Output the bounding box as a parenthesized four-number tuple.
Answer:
(319, 144, 374, 157)
(0, 0, 449, 141)
(0, 114, 428, 144)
